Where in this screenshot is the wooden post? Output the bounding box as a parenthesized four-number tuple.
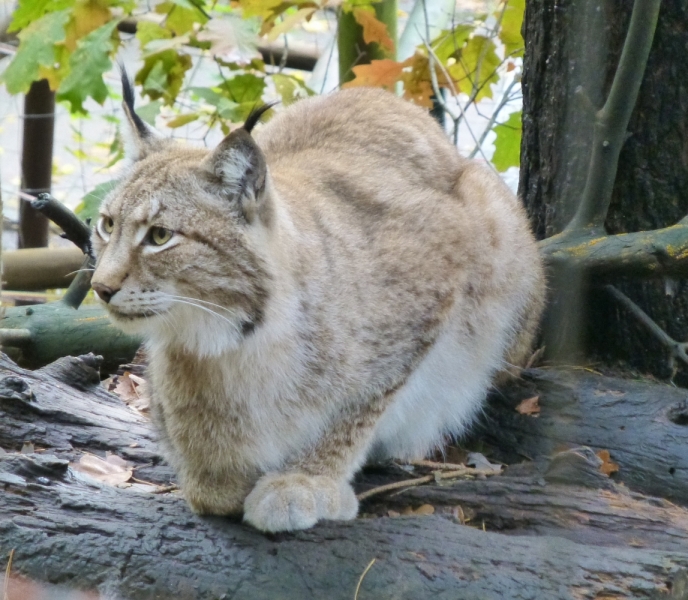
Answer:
(19, 79, 55, 250)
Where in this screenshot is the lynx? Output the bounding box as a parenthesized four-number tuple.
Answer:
(91, 75, 545, 532)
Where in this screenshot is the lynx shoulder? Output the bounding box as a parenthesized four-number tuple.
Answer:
(91, 75, 545, 532)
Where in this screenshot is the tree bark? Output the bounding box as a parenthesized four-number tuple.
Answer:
(477, 367, 688, 504)
(520, 0, 688, 378)
(1, 354, 688, 599)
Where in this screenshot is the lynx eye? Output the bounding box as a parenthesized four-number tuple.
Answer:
(97, 216, 114, 238)
(147, 226, 173, 246)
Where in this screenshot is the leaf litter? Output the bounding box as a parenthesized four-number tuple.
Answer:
(104, 371, 150, 414)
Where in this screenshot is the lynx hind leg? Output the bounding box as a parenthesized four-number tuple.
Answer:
(243, 472, 358, 532)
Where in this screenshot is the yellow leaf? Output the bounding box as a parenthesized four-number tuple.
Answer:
(64, 0, 111, 52)
(343, 58, 408, 90)
(596, 450, 620, 476)
(353, 7, 394, 53)
(238, 0, 283, 20)
(399, 53, 434, 108)
(267, 7, 316, 42)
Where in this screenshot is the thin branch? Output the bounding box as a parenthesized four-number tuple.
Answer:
(30, 194, 93, 259)
(29, 194, 95, 309)
(604, 285, 688, 372)
(565, 0, 662, 233)
(421, 31, 488, 161)
(356, 466, 498, 501)
(468, 78, 519, 158)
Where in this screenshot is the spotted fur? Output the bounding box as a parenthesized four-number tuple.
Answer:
(91, 87, 545, 532)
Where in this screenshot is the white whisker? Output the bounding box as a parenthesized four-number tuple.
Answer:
(66, 268, 96, 277)
(164, 294, 235, 315)
(164, 297, 236, 327)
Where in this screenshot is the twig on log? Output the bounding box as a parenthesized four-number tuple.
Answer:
(410, 460, 468, 470)
(354, 558, 376, 600)
(357, 467, 497, 501)
(604, 284, 688, 372)
(3, 548, 14, 600)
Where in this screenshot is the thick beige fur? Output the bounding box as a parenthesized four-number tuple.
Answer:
(91, 87, 545, 532)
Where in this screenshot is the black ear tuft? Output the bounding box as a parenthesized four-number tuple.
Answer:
(120, 66, 150, 139)
(243, 101, 279, 135)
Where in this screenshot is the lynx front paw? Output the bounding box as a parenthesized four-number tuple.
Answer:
(182, 479, 247, 516)
(243, 472, 358, 532)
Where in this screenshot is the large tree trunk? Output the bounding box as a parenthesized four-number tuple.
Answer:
(520, 0, 688, 378)
(2, 354, 688, 599)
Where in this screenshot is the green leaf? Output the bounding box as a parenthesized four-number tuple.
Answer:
(188, 86, 241, 120)
(492, 110, 521, 172)
(432, 25, 474, 63)
(137, 50, 192, 104)
(75, 179, 118, 222)
(166, 112, 199, 127)
(448, 35, 500, 101)
(156, 0, 207, 35)
(272, 73, 313, 106)
(137, 100, 163, 126)
(56, 20, 118, 113)
(218, 73, 265, 103)
(498, 0, 525, 58)
(135, 21, 172, 48)
(1, 10, 69, 94)
(8, 0, 74, 32)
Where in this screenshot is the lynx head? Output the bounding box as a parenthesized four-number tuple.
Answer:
(91, 73, 274, 356)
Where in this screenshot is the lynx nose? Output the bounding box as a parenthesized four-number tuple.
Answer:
(92, 283, 119, 304)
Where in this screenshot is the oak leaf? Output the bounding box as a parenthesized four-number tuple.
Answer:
(352, 7, 394, 53)
(343, 58, 409, 91)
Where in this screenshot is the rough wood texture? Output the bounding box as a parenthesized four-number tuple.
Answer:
(520, 0, 688, 380)
(1, 355, 688, 598)
(0, 453, 687, 600)
(478, 367, 688, 504)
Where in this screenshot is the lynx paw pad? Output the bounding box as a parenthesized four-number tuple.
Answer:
(243, 473, 357, 532)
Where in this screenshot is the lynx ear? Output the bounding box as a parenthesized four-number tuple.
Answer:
(202, 103, 276, 223)
(120, 69, 162, 162)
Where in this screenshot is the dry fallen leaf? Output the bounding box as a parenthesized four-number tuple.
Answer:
(70, 453, 133, 486)
(596, 450, 620, 476)
(516, 395, 541, 416)
(106, 372, 150, 413)
(414, 504, 435, 516)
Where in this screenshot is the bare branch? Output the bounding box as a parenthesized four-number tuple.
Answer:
(565, 0, 662, 233)
(604, 285, 688, 373)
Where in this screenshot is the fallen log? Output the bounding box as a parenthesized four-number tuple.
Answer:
(1, 354, 688, 598)
(0, 303, 141, 372)
(2, 247, 84, 290)
(478, 367, 688, 504)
